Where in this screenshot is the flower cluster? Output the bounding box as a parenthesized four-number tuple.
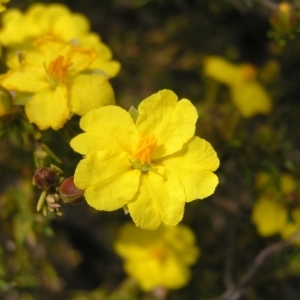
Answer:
(1, 36, 115, 130)
(252, 172, 300, 240)
(203, 56, 272, 118)
(0, 3, 120, 77)
(114, 222, 199, 291)
(70, 89, 220, 230)
(0, 3, 120, 130)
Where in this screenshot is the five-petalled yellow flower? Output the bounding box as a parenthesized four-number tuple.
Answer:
(114, 223, 199, 291)
(71, 89, 219, 230)
(1, 36, 115, 130)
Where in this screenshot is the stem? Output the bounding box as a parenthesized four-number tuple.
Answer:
(217, 230, 300, 300)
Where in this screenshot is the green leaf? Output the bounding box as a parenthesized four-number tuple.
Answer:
(128, 106, 139, 123)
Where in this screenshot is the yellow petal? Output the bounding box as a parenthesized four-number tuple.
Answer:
(5, 49, 45, 71)
(114, 223, 164, 260)
(79, 33, 121, 78)
(165, 225, 199, 265)
(74, 150, 140, 211)
(79, 33, 112, 59)
(34, 37, 97, 75)
(66, 46, 97, 75)
(252, 197, 287, 236)
(68, 74, 115, 116)
(25, 4, 53, 36)
(280, 222, 299, 240)
(231, 81, 272, 118)
(127, 167, 185, 230)
(158, 136, 219, 202)
(25, 85, 69, 130)
(91, 59, 121, 78)
(126, 256, 190, 291)
(124, 259, 163, 291)
(136, 89, 198, 158)
(203, 56, 242, 85)
(0, 9, 27, 45)
(50, 10, 90, 41)
(25, 3, 89, 42)
(280, 174, 297, 194)
(159, 256, 191, 290)
(70, 106, 136, 155)
(1, 66, 49, 93)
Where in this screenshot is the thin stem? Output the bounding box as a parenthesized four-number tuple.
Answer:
(217, 230, 300, 300)
(223, 220, 236, 291)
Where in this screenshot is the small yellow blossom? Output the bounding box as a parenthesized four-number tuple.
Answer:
(0, 3, 120, 77)
(0, 0, 9, 13)
(1, 36, 115, 130)
(252, 172, 300, 240)
(203, 56, 272, 118)
(114, 223, 199, 291)
(70, 90, 219, 230)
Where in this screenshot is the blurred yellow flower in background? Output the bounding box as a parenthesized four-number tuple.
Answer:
(114, 223, 199, 291)
(203, 56, 272, 118)
(71, 89, 219, 230)
(0, 3, 120, 77)
(0, 0, 9, 13)
(1, 36, 115, 130)
(252, 172, 300, 240)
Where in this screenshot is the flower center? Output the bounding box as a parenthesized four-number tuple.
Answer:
(47, 55, 73, 84)
(130, 134, 157, 171)
(151, 247, 166, 261)
(241, 63, 257, 81)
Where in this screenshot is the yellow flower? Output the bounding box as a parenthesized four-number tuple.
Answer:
(252, 196, 288, 236)
(70, 90, 219, 230)
(203, 56, 272, 118)
(1, 36, 115, 130)
(0, 3, 120, 77)
(252, 172, 300, 240)
(114, 223, 199, 291)
(0, 0, 9, 13)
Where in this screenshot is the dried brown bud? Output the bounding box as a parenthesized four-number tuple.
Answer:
(59, 176, 85, 205)
(33, 167, 59, 190)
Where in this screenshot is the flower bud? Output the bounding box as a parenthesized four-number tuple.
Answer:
(33, 167, 59, 190)
(271, 2, 297, 36)
(59, 176, 85, 204)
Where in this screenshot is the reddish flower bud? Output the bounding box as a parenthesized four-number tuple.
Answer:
(59, 176, 85, 204)
(33, 167, 59, 190)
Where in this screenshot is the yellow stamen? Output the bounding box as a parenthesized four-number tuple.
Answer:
(241, 63, 257, 81)
(132, 134, 157, 165)
(151, 247, 165, 260)
(48, 55, 73, 83)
